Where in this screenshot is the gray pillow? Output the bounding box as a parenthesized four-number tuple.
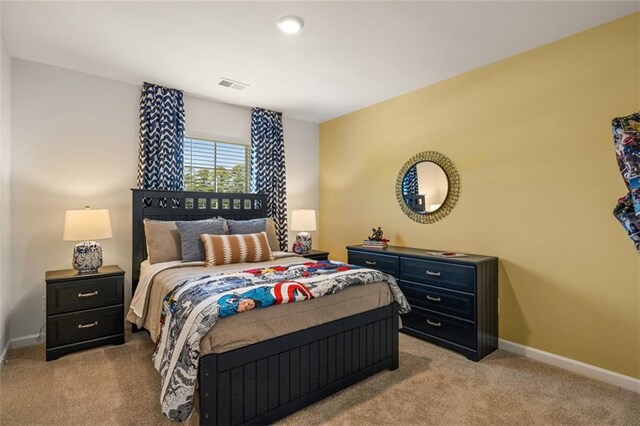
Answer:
(227, 218, 280, 252)
(175, 219, 226, 262)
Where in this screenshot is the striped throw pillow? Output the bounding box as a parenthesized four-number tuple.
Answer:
(201, 232, 273, 266)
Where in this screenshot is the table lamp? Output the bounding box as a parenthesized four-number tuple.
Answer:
(291, 209, 316, 254)
(63, 207, 113, 273)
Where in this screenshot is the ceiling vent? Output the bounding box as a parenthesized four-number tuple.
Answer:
(217, 78, 250, 91)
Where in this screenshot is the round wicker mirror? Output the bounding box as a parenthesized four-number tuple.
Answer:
(395, 151, 460, 224)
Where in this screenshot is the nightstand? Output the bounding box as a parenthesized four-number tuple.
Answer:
(301, 250, 329, 261)
(45, 265, 125, 361)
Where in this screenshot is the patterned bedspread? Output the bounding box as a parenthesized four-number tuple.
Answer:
(152, 260, 410, 422)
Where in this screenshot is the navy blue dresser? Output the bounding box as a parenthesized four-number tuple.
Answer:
(347, 245, 498, 361)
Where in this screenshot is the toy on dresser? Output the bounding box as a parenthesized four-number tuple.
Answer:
(362, 226, 389, 249)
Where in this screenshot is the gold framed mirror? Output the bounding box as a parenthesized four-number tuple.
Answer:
(395, 151, 460, 224)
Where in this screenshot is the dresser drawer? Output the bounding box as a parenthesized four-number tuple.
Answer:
(348, 250, 399, 278)
(47, 306, 124, 348)
(47, 276, 124, 315)
(399, 280, 475, 321)
(402, 307, 476, 349)
(400, 258, 475, 293)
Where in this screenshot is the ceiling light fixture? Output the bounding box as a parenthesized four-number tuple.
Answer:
(277, 15, 304, 34)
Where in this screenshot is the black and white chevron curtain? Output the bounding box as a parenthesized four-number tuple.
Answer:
(250, 108, 288, 250)
(403, 166, 419, 195)
(137, 82, 186, 192)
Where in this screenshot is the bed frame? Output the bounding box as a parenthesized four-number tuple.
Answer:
(131, 189, 399, 425)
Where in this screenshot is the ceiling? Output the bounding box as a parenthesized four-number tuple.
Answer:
(2, 1, 638, 123)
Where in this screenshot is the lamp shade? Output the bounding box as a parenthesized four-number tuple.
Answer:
(290, 209, 317, 231)
(63, 207, 113, 241)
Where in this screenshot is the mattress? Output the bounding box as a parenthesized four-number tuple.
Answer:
(127, 255, 393, 355)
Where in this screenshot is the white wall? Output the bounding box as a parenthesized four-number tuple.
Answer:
(11, 60, 139, 340)
(0, 14, 13, 357)
(185, 95, 251, 145)
(10, 59, 319, 341)
(282, 117, 319, 247)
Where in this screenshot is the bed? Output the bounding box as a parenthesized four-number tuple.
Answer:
(130, 189, 404, 425)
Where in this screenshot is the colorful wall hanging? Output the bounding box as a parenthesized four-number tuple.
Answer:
(612, 112, 640, 252)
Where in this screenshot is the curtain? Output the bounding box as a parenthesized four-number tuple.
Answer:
(402, 166, 419, 195)
(137, 82, 186, 192)
(612, 112, 640, 252)
(250, 108, 288, 250)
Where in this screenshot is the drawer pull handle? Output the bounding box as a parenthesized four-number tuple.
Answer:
(78, 321, 98, 329)
(426, 319, 441, 327)
(426, 295, 441, 302)
(426, 270, 441, 277)
(365, 261, 377, 266)
(78, 291, 99, 298)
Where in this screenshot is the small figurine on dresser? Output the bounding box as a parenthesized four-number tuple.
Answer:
(362, 226, 389, 249)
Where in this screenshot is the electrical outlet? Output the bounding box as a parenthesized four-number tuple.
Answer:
(42, 295, 46, 312)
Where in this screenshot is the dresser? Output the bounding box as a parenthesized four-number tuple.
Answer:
(45, 265, 125, 361)
(347, 245, 498, 361)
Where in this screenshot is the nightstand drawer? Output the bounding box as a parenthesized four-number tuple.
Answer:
(399, 280, 475, 321)
(400, 258, 475, 293)
(348, 251, 399, 277)
(402, 307, 476, 349)
(47, 276, 124, 315)
(47, 306, 123, 348)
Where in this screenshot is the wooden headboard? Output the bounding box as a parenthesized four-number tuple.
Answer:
(131, 189, 268, 298)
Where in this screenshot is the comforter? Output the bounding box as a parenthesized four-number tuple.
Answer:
(153, 260, 410, 421)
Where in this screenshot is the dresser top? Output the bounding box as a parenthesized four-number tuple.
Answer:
(346, 245, 497, 265)
(45, 265, 124, 283)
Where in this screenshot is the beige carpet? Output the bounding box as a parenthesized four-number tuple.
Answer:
(1, 332, 638, 426)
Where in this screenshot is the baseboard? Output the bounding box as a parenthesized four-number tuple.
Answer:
(499, 339, 640, 394)
(0, 340, 9, 368)
(0, 333, 43, 368)
(10, 333, 43, 349)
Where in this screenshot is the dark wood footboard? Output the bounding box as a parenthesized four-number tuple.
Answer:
(198, 302, 400, 426)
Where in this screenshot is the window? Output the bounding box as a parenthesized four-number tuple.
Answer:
(183, 137, 251, 193)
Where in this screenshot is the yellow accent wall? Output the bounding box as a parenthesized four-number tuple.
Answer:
(319, 13, 640, 378)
